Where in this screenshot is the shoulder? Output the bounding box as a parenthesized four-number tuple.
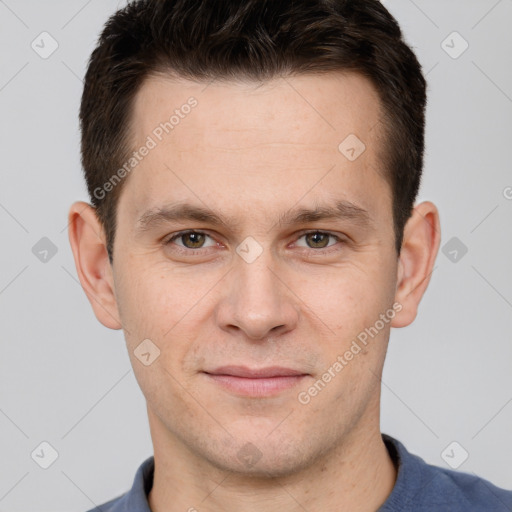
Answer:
(381, 434, 512, 512)
(417, 462, 512, 511)
(84, 455, 155, 512)
(85, 493, 127, 512)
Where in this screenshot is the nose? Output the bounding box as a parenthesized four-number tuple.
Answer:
(214, 249, 300, 341)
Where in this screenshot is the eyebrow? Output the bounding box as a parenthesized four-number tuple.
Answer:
(136, 199, 373, 233)
(276, 200, 373, 229)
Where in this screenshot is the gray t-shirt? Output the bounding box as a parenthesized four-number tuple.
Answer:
(87, 434, 512, 511)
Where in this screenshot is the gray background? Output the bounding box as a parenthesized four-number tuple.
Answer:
(1, 0, 511, 510)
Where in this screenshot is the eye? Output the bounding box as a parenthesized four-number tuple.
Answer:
(163, 229, 344, 257)
(165, 230, 217, 250)
(295, 231, 342, 250)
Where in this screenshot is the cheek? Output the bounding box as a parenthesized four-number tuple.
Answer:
(114, 264, 179, 343)
(292, 264, 386, 329)
(115, 265, 211, 375)
(292, 263, 395, 378)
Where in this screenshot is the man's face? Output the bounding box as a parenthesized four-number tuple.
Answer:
(111, 72, 400, 475)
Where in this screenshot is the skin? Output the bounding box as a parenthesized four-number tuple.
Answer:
(68, 71, 440, 512)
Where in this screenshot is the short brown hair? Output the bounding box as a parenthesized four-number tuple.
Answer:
(80, 0, 427, 262)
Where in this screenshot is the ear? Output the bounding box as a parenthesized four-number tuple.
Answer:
(391, 201, 441, 328)
(67, 201, 122, 329)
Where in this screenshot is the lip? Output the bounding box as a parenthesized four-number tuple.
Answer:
(206, 365, 307, 378)
(203, 366, 309, 397)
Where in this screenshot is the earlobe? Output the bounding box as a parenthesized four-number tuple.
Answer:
(67, 201, 122, 330)
(391, 201, 441, 328)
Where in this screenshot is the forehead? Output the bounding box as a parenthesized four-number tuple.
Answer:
(131, 71, 383, 149)
(121, 71, 390, 228)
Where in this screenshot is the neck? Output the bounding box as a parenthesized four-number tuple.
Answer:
(147, 415, 397, 512)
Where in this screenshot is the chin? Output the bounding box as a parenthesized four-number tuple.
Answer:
(199, 432, 320, 479)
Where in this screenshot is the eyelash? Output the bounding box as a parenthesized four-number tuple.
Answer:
(163, 230, 345, 256)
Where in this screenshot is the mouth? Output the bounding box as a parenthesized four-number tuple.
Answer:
(202, 366, 309, 397)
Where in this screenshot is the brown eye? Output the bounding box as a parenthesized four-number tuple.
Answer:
(304, 232, 331, 249)
(165, 230, 216, 250)
(178, 231, 206, 249)
(294, 231, 343, 253)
